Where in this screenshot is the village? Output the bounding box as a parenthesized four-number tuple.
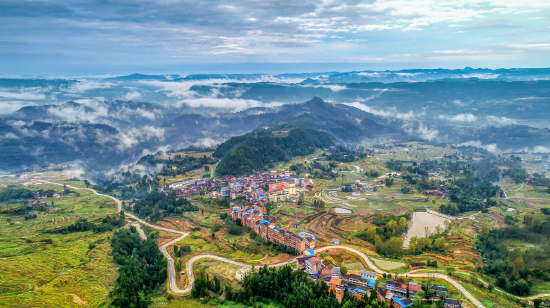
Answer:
(234, 245, 463, 308)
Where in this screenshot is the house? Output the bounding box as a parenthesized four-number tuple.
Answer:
(409, 262, 426, 270)
(52, 193, 60, 199)
(329, 277, 345, 303)
(342, 274, 369, 287)
(332, 238, 340, 245)
(360, 270, 377, 279)
(235, 265, 253, 281)
(377, 287, 393, 302)
(320, 269, 332, 279)
(408, 282, 422, 298)
(296, 257, 309, 271)
(305, 257, 322, 274)
(386, 280, 408, 297)
(331, 267, 341, 278)
(391, 297, 414, 308)
(348, 284, 369, 300)
(444, 298, 462, 308)
(430, 285, 448, 297)
(306, 185, 315, 191)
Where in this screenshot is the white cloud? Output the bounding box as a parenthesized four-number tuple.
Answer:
(125, 91, 142, 100)
(0, 88, 47, 100)
(64, 80, 115, 93)
(458, 140, 499, 153)
(486, 116, 517, 125)
(460, 73, 500, 79)
(403, 122, 439, 141)
(439, 113, 477, 122)
(193, 137, 224, 148)
(344, 102, 424, 120)
(178, 97, 265, 111)
(0, 100, 38, 114)
(305, 84, 348, 92)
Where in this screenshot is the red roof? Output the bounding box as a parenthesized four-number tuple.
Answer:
(409, 283, 422, 291)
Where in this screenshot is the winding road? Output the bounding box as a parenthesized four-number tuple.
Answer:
(40, 180, 550, 306)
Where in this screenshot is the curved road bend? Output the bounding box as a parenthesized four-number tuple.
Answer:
(40, 180, 550, 305)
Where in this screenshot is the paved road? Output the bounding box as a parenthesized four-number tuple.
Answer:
(40, 180, 550, 304)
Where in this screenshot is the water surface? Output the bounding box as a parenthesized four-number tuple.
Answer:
(403, 212, 449, 248)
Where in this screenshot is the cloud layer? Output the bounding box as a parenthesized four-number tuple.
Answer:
(1, 0, 549, 73)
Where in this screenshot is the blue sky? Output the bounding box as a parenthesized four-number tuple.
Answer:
(1, 0, 549, 75)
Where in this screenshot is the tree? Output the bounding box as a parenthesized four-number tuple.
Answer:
(534, 298, 543, 308)
(374, 235, 382, 247)
(408, 243, 416, 255)
(84, 180, 90, 188)
(480, 222, 490, 237)
(388, 237, 403, 255)
(399, 217, 408, 229)
(341, 266, 348, 275)
(342, 300, 354, 308)
(386, 220, 397, 235)
(366, 227, 377, 242)
(434, 237, 446, 250)
(205, 166, 210, 172)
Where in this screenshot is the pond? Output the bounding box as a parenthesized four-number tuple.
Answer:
(403, 212, 450, 248)
(334, 207, 352, 214)
(371, 257, 406, 270)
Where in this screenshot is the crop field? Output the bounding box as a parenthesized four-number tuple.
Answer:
(0, 215, 117, 307)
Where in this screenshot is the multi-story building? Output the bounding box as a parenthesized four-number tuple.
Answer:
(386, 280, 408, 297)
(329, 277, 345, 303)
(348, 284, 369, 300)
(305, 257, 322, 274)
(235, 265, 253, 281)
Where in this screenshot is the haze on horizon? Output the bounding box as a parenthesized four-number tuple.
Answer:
(1, 0, 550, 75)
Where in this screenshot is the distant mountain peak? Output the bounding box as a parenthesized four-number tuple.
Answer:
(305, 96, 326, 105)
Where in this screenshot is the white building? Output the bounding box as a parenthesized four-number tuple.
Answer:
(235, 265, 253, 281)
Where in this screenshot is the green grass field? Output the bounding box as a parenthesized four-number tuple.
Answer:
(0, 186, 120, 307)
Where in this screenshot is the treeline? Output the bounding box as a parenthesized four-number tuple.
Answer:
(110, 227, 167, 307)
(356, 212, 411, 257)
(230, 265, 339, 307)
(503, 164, 529, 184)
(50, 212, 125, 234)
(133, 191, 198, 222)
(476, 216, 550, 296)
(325, 145, 367, 162)
(215, 128, 334, 176)
(136, 154, 217, 177)
(192, 265, 388, 308)
(0, 188, 34, 201)
(82, 173, 152, 200)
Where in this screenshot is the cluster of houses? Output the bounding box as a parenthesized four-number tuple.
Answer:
(230, 200, 316, 252)
(28, 190, 67, 211)
(294, 253, 461, 308)
(162, 170, 314, 202)
(423, 184, 451, 199)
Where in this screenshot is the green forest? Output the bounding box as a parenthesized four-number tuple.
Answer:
(110, 227, 167, 307)
(215, 128, 334, 176)
(477, 215, 550, 296)
(132, 191, 198, 222)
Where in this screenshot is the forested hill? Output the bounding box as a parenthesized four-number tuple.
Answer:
(215, 128, 334, 176)
(163, 97, 403, 143)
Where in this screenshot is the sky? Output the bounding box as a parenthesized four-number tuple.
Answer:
(1, 0, 550, 75)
